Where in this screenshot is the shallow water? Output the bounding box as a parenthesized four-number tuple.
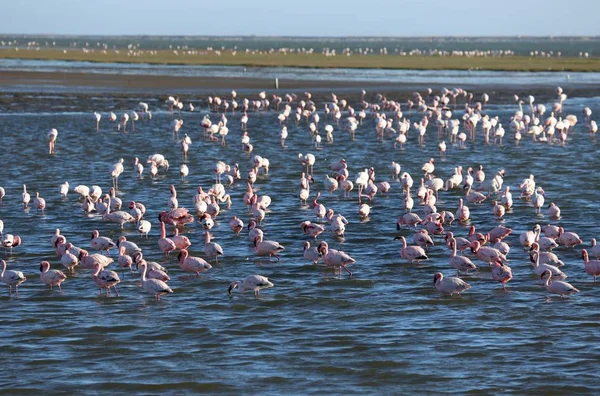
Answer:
(0, 78, 600, 393)
(1, 59, 594, 87)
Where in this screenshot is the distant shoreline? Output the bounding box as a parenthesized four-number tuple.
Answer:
(2, 49, 600, 72)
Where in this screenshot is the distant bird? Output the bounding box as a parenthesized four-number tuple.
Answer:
(47, 128, 58, 154)
(94, 112, 101, 131)
(59, 181, 69, 198)
(111, 158, 124, 190)
(33, 192, 46, 213)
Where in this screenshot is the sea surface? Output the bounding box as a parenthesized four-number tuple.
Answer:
(0, 64, 600, 394)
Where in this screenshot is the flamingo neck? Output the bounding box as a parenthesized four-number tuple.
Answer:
(141, 265, 147, 282)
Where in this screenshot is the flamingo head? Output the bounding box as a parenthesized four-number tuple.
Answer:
(228, 282, 239, 295)
(433, 272, 442, 284)
(158, 211, 167, 223)
(540, 270, 551, 279)
(39, 261, 50, 272)
(317, 241, 328, 255)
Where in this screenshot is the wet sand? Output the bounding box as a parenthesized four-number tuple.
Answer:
(0, 70, 380, 92)
(1, 70, 600, 114)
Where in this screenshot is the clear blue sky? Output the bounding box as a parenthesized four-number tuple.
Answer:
(3, 0, 599, 37)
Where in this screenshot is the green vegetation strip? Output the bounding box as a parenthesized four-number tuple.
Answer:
(2, 49, 600, 72)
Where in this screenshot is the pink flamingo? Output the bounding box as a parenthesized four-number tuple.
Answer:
(491, 259, 513, 291)
(433, 272, 470, 296)
(138, 261, 173, 300)
(447, 238, 476, 275)
(178, 249, 212, 276)
(204, 232, 224, 263)
(228, 275, 274, 297)
(394, 236, 428, 263)
(581, 249, 600, 281)
(92, 263, 120, 296)
(254, 235, 285, 261)
(0, 259, 26, 295)
(541, 270, 579, 298)
(90, 230, 115, 255)
(317, 241, 355, 276)
(158, 222, 176, 257)
(300, 221, 325, 239)
(39, 261, 67, 291)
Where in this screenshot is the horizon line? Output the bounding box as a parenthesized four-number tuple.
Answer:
(2, 33, 600, 40)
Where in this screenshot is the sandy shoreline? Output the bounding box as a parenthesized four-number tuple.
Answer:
(1, 70, 600, 114)
(0, 70, 388, 93)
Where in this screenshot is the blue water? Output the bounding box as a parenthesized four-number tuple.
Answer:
(0, 65, 599, 393)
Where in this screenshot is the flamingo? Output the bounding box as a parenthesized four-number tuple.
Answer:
(133, 157, 144, 178)
(253, 235, 285, 261)
(33, 192, 46, 213)
(22, 185, 30, 208)
(394, 236, 428, 263)
(178, 249, 212, 276)
(433, 272, 471, 296)
(558, 227, 583, 248)
(447, 238, 476, 275)
(298, 153, 316, 175)
(111, 158, 124, 190)
(581, 249, 600, 281)
(103, 196, 135, 229)
(312, 192, 326, 221)
(541, 270, 579, 298)
(60, 245, 79, 273)
(92, 263, 120, 296)
(317, 241, 355, 276)
(455, 198, 470, 223)
(169, 228, 191, 251)
(0, 259, 26, 295)
(79, 251, 114, 270)
(39, 261, 67, 291)
(94, 112, 101, 131)
(229, 216, 244, 236)
(303, 241, 323, 264)
(90, 230, 115, 254)
(138, 261, 173, 300)
(58, 181, 69, 198)
(117, 246, 133, 275)
(470, 241, 508, 266)
(300, 221, 325, 239)
(491, 259, 513, 291)
(204, 232, 224, 263)
(47, 128, 58, 154)
(530, 243, 567, 278)
(228, 275, 274, 297)
(158, 221, 176, 257)
(547, 202, 561, 219)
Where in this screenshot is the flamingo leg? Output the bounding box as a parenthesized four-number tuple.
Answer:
(342, 265, 353, 277)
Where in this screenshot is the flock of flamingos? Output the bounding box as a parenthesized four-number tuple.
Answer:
(1, 85, 599, 301)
